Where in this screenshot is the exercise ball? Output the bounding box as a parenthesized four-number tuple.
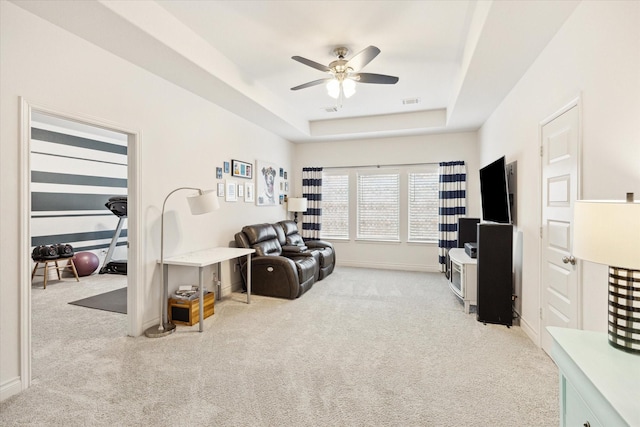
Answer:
(74, 252, 99, 277)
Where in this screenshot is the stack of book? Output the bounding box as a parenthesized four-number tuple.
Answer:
(172, 285, 209, 301)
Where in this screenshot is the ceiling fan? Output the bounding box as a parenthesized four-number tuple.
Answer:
(290, 45, 399, 104)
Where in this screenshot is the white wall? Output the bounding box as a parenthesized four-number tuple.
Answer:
(478, 0, 640, 342)
(293, 132, 480, 271)
(0, 2, 294, 400)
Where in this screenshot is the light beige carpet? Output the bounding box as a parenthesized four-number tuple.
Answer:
(1, 267, 558, 426)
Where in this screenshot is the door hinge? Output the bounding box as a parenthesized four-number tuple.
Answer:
(540, 307, 543, 319)
(540, 146, 543, 157)
(540, 226, 543, 238)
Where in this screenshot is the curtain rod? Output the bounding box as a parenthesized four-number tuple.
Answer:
(322, 162, 439, 170)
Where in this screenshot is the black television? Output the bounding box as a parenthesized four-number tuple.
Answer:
(479, 156, 511, 224)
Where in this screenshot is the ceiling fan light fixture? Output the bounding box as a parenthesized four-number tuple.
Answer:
(293, 45, 396, 104)
(343, 78, 356, 98)
(326, 79, 340, 99)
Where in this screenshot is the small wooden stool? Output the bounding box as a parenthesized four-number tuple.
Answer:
(31, 257, 80, 289)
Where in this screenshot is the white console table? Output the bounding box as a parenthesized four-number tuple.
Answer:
(448, 248, 477, 313)
(548, 327, 639, 427)
(161, 247, 254, 332)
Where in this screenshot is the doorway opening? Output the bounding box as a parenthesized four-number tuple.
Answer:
(20, 98, 142, 392)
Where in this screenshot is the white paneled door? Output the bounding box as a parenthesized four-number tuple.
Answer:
(540, 103, 581, 355)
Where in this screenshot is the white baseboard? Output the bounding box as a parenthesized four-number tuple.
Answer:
(336, 261, 440, 273)
(0, 377, 23, 402)
(520, 315, 540, 347)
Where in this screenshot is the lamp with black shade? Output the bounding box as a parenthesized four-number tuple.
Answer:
(145, 187, 219, 338)
(572, 192, 640, 354)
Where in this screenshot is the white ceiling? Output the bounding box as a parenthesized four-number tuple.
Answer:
(12, 0, 580, 142)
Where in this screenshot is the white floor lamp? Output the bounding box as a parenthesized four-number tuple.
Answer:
(145, 187, 219, 338)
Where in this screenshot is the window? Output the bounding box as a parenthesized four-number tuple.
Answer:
(408, 168, 439, 242)
(321, 172, 349, 239)
(357, 172, 400, 241)
(321, 165, 440, 243)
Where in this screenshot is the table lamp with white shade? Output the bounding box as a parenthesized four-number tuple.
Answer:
(572, 193, 640, 354)
(145, 187, 219, 338)
(287, 197, 307, 224)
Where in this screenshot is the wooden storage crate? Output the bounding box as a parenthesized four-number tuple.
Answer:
(168, 292, 214, 326)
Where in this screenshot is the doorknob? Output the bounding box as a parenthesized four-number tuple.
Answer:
(562, 255, 576, 265)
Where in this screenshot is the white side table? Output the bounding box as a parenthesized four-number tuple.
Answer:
(548, 326, 639, 427)
(161, 247, 254, 332)
(448, 248, 477, 313)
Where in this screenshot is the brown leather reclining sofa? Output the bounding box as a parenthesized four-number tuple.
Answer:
(234, 220, 335, 299)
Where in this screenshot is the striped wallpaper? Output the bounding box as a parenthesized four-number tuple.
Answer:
(30, 112, 128, 264)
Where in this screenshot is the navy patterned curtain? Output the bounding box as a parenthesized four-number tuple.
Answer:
(302, 167, 323, 240)
(438, 161, 467, 272)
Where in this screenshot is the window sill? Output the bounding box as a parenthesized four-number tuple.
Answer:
(320, 237, 350, 242)
(319, 238, 437, 245)
(407, 240, 437, 245)
(355, 239, 401, 244)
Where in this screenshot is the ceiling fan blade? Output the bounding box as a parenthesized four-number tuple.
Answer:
(354, 73, 399, 85)
(291, 56, 331, 72)
(291, 78, 331, 91)
(347, 45, 380, 72)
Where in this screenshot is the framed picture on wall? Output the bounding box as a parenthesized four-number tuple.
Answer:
(245, 183, 254, 203)
(256, 160, 278, 206)
(217, 182, 225, 197)
(225, 181, 237, 202)
(224, 161, 230, 174)
(231, 159, 252, 179)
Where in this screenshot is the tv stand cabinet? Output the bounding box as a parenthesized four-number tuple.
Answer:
(448, 248, 477, 314)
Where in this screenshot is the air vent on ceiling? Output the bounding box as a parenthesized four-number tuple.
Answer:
(324, 106, 338, 113)
(402, 97, 421, 105)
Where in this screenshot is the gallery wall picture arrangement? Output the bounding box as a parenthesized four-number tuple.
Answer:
(256, 160, 278, 206)
(231, 159, 252, 179)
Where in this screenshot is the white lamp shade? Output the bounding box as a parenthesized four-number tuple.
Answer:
(326, 79, 340, 99)
(573, 200, 640, 269)
(343, 78, 356, 98)
(288, 197, 308, 212)
(187, 189, 219, 215)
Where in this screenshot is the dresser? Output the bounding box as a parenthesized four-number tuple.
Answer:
(548, 327, 639, 427)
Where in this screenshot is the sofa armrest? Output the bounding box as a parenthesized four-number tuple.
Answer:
(282, 245, 308, 253)
(241, 255, 301, 299)
(304, 239, 334, 250)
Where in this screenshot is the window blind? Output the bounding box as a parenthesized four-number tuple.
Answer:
(357, 172, 399, 240)
(321, 173, 349, 239)
(408, 169, 439, 242)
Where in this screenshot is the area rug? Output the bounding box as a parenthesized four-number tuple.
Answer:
(68, 287, 127, 314)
